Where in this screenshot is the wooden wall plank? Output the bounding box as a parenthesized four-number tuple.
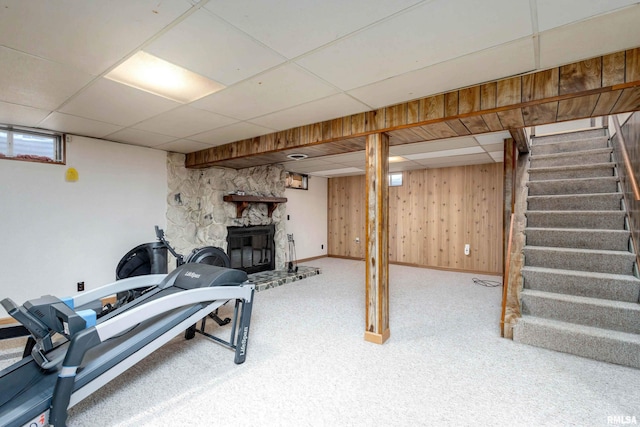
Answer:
(460, 116, 490, 134)
(603, 51, 626, 86)
(522, 68, 559, 101)
(592, 90, 623, 116)
(459, 86, 481, 114)
(385, 104, 407, 128)
(496, 77, 521, 107)
(611, 87, 640, 113)
(522, 102, 559, 126)
(559, 57, 602, 95)
(407, 100, 420, 124)
(445, 91, 459, 116)
(481, 82, 497, 110)
(557, 94, 600, 121)
(445, 119, 470, 136)
(626, 48, 640, 82)
(416, 122, 458, 139)
(420, 94, 445, 121)
(482, 113, 504, 131)
(496, 108, 525, 128)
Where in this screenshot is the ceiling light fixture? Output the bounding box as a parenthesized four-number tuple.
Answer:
(287, 153, 308, 160)
(388, 156, 408, 163)
(105, 51, 225, 103)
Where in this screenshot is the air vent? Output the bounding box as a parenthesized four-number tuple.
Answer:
(286, 153, 308, 160)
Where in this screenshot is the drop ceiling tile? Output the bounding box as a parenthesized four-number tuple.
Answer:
(39, 113, 123, 138)
(322, 152, 365, 164)
(404, 146, 485, 160)
(489, 151, 505, 162)
(191, 64, 339, 120)
(536, 0, 637, 32)
(0, 0, 192, 75)
(296, 0, 532, 90)
(348, 37, 535, 108)
(390, 137, 479, 155)
(204, 0, 422, 59)
(481, 143, 505, 153)
(474, 131, 511, 145)
(190, 122, 276, 146)
(539, 5, 640, 69)
(133, 106, 238, 138)
(390, 161, 425, 172)
(280, 160, 337, 173)
(60, 79, 181, 127)
(0, 47, 94, 111)
(249, 94, 370, 131)
(0, 101, 51, 127)
(310, 167, 364, 177)
(154, 139, 215, 154)
(415, 153, 494, 168)
(145, 9, 285, 86)
(105, 128, 176, 147)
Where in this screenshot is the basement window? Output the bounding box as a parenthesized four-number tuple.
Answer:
(0, 125, 64, 164)
(389, 172, 403, 187)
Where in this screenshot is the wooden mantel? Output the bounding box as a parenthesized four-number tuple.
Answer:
(223, 195, 287, 218)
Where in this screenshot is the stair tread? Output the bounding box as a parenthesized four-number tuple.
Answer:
(525, 227, 628, 233)
(521, 289, 640, 310)
(526, 210, 625, 214)
(530, 147, 612, 160)
(526, 176, 618, 184)
(527, 192, 621, 198)
(518, 315, 640, 342)
(521, 266, 640, 281)
(529, 162, 615, 172)
(524, 245, 635, 255)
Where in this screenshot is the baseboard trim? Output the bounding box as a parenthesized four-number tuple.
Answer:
(296, 255, 328, 264)
(364, 329, 390, 344)
(327, 255, 501, 277)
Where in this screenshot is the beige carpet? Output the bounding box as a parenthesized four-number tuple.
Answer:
(4, 258, 640, 426)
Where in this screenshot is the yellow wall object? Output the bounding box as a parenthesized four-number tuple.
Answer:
(65, 167, 79, 182)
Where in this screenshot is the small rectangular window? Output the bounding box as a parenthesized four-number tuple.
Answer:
(389, 172, 403, 187)
(0, 125, 64, 164)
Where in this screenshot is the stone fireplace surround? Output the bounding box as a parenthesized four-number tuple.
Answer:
(166, 153, 287, 271)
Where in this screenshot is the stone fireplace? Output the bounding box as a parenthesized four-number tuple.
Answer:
(165, 153, 287, 272)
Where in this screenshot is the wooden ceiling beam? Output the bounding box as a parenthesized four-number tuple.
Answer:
(186, 48, 640, 169)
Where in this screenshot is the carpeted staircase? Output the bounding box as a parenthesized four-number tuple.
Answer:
(513, 128, 640, 368)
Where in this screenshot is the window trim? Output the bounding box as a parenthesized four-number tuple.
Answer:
(0, 125, 66, 165)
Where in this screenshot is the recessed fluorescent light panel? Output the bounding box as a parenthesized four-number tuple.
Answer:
(388, 156, 408, 163)
(105, 51, 225, 103)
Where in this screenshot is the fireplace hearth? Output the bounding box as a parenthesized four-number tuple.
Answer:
(226, 225, 275, 274)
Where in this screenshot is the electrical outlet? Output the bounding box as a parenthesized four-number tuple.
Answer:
(355, 237, 360, 243)
(77, 281, 85, 292)
(464, 244, 470, 256)
(321, 244, 324, 249)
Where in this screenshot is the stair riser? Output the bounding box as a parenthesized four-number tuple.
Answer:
(532, 129, 606, 144)
(530, 151, 611, 168)
(522, 269, 640, 302)
(528, 178, 617, 196)
(521, 293, 640, 334)
(523, 248, 635, 275)
(525, 229, 629, 251)
(527, 194, 621, 211)
(532, 138, 608, 155)
(525, 212, 626, 230)
(513, 320, 640, 369)
(529, 166, 614, 181)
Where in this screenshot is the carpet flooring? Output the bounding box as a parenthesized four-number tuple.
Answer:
(4, 258, 640, 425)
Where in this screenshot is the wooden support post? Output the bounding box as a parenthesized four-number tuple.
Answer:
(364, 132, 390, 344)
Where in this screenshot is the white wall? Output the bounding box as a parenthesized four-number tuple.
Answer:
(284, 176, 328, 261)
(0, 135, 166, 315)
(535, 118, 601, 136)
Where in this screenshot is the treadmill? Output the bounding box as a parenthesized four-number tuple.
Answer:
(0, 263, 254, 427)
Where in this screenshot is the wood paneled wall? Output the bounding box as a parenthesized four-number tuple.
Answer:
(328, 163, 504, 274)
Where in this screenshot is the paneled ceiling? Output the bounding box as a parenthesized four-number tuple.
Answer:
(1, 0, 639, 176)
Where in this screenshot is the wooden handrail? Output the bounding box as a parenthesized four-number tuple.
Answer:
(612, 115, 640, 201)
(500, 213, 515, 337)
